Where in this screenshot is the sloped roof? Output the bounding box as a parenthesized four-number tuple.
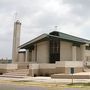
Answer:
(19, 31, 89, 49)
(59, 32, 89, 43)
(19, 34, 48, 49)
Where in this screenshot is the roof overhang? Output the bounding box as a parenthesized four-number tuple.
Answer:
(19, 31, 89, 49)
(19, 34, 49, 49)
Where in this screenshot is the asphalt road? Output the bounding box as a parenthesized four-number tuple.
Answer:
(0, 84, 89, 90)
(0, 84, 47, 90)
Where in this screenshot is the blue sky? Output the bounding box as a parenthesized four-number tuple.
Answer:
(0, 0, 90, 59)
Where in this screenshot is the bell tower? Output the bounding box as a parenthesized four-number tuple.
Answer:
(12, 20, 21, 63)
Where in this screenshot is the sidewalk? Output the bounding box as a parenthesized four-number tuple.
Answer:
(0, 76, 90, 84)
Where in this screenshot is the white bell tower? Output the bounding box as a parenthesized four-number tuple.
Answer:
(12, 20, 21, 63)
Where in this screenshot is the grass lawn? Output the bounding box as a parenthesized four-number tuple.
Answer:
(48, 83, 90, 90)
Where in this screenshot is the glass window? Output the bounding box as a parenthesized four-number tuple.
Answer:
(49, 38, 60, 63)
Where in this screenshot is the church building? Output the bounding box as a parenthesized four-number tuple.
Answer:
(0, 20, 90, 77)
(13, 21, 90, 76)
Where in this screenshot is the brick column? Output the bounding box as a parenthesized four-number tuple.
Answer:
(72, 46, 77, 61)
(25, 50, 29, 63)
(81, 45, 86, 65)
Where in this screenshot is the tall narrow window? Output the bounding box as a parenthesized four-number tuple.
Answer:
(49, 38, 60, 63)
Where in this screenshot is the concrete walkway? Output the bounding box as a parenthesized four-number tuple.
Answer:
(0, 76, 90, 84)
(0, 72, 90, 84)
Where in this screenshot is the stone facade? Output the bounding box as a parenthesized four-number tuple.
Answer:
(18, 40, 86, 64)
(17, 40, 86, 76)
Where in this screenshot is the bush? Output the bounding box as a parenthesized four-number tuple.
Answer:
(39, 74, 43, 76)
(0, 73, 3, 75)
(45, 73, 50, 76)
(34, 74, 37, 77)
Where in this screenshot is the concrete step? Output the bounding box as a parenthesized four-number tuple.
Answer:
(0, 75, 25, 78)
(4, 72, 28, 75)
(12, 69, 29, 72)
(6, 71, 29, 74)
(84, 69, 90, 72)
(3, 74, 27, 76)
(83, 66, 90, 72)
(51, 73, 90, 79)
(3, 69, 29, 76)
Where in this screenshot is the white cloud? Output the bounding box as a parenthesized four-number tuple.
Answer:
(0, 0, 90, 58)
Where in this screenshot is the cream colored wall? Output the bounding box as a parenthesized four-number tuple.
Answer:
(19, 40, 85, 63)
(60, 41, 72, 61)
(37, 41, 49, 63)
(18, 52, 25, 63)
(60, 41, 83, 61)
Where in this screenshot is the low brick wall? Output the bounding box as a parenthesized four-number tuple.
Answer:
(18, 63, 29, 69)
(51, 74, 90, 79)
(0, 64, 17, 69)
(0, 64, 18, 74)
(39, 68, 55, 76)
(55, 61, 83, 74)
(0, 69, 7, 74)
(28, 62, 83, 76)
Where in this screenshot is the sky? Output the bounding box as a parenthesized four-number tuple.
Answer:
(0, 0, 90, 59)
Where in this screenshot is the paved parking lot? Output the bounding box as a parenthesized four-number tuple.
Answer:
(0, 83, 90, 90)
